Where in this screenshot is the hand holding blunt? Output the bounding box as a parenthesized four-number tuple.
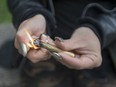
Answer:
(33, 39, 75, 57)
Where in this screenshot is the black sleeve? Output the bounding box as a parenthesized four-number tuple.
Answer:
(76, 3, 116, 49)
(7, 0, 56, 29)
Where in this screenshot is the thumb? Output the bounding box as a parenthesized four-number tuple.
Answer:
(15, 29, 31, 56)
(16, 29, 31, 44)
(55, 37, 75, 51)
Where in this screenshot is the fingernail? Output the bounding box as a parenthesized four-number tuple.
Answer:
(19, 43, 28, 57)
(40, 34, 49, 43)
(52, 52, 62, 61)
(40, 33, 49, 38)
(55, 37, 64, 42)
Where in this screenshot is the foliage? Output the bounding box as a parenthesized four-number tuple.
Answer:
(0, 0, 12, 23)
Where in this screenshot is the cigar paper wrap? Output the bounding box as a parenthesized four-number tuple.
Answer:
(34, 39, 75, 57)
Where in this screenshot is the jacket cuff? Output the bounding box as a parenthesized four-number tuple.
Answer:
(13, 8, 56, 31)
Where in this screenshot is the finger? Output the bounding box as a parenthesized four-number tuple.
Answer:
(17, 29, 31, 44)
(15, 29, 32, 56)
(40, 34, 55, 46)
(27, 48, 51, 63)
(14, 36, 24, 55)
(55, 37, 75, 51)
(58, 52, 102, 69)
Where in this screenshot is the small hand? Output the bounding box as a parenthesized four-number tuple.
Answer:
(54, 27, 102, 69)
(15, 14, 54, 63)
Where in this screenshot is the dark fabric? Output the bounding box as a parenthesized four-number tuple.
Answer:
(7, 0, 56, 30)
(108, 41, 116, 70)
(76, 3, 116, 49)
(7, 0, 116, 87)
(20, 59, 116, 87)
(7, 0, 116, 48)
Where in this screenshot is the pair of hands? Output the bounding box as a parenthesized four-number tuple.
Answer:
(15, 14, 102, 69)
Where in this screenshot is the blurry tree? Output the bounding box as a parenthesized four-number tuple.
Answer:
(0, 0, 11, 23)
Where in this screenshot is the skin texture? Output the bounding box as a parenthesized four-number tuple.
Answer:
(15, 14, 102, 69)
(55, 27, 102, 69)
(15, 14, 51, 62)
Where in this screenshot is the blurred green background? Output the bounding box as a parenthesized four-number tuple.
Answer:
(0, 0, 12, 23)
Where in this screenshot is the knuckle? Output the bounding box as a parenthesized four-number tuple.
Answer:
(16, 30, 25, 40)
(26, 49, 50, 63)
(92, 54, 102, 68)
(16, 33, 24, 42)
(95, 56, 102, 67)
(16, 32, 22, 38)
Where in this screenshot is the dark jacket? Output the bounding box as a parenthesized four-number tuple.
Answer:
(7, 0, 116, 48)
(8, 0, 116, 73)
